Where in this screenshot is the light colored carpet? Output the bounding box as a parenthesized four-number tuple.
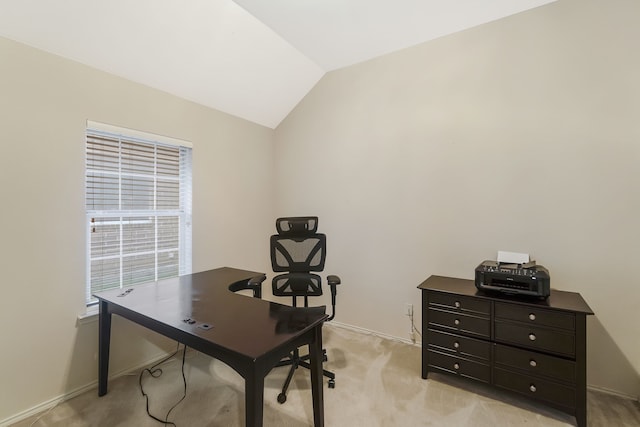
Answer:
(12, 325, 640, 426)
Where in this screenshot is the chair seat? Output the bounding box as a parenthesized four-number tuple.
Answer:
(273, 272, 323, 297)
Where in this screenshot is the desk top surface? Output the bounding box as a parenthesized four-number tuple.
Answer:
(93, 267, 328, 359)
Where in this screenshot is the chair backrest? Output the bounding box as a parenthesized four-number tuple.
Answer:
(271, 217, 326, 273)
(271, 216, 326, 300)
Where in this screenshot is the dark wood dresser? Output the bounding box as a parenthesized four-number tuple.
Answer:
(418, 275, 594, 427)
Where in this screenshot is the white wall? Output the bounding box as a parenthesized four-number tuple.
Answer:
(0, 37, 274, 422)
(274, 0, 640, 397)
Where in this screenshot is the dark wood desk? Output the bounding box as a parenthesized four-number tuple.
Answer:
(94, 267, 327, 427)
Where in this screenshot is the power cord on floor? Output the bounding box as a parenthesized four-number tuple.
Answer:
(139, 344, 188, 426)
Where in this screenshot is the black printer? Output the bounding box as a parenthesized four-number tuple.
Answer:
(475, 260, 550, 299)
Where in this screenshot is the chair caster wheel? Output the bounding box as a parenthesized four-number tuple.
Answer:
(328, 379, 335, 388)
(277, 393, 287, 404)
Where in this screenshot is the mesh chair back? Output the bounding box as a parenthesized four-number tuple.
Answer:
(271, 217, 326, 273)
(271, 217, 326, 298)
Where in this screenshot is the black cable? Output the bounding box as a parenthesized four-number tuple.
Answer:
(139, 344, 189, 426)
(411, 322, 423, 338)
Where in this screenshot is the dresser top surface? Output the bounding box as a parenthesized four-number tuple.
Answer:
(418, 275, 594, 315)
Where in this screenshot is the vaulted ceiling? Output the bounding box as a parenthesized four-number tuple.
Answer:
(0, 0, 556, 128)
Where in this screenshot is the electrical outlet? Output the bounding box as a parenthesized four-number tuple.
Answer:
(405, 303, 413, 317)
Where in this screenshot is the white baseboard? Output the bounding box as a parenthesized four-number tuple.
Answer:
(586, 384, 639, 402)
(0, 382, 96, 427)
(329, 321, 421, 347)
(0, 350, 175, 427)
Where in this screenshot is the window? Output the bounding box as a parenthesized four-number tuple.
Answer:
(85, 122, 192, 304)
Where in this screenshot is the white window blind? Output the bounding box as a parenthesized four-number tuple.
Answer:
(85, 124, 192, 304)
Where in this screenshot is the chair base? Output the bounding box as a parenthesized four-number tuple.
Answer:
(275, 348, 335, 404)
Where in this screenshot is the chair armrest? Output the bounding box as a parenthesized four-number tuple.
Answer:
(229, 274, 266, 299)
(247, 274, 266, 298)
(327, 275, 341, 321)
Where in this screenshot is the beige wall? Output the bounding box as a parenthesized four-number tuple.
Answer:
(275, 0, 640, 397)
(0, 37, 274, 422)
(2, 0, 639, 422)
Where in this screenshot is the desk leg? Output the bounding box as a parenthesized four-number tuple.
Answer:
(309, 324, 325, 427)
(98, 300, 112, 396)
(245, 368, 264, 427)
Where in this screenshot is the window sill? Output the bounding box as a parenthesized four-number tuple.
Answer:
(77, 305, 99, 325)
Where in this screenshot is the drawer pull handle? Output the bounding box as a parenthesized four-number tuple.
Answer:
(454, 319, 460, 326)
(454, 301, 461, 308)
(528, 333, 536, 341)
(529, 359, 537, 367)
(453, 341, 460, 349)
(529, 313, 536, 321)
(529, 384, 537, 393)
(454, 363, 460, 370)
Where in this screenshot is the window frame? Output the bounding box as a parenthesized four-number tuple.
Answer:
(84, 121, 192, 305)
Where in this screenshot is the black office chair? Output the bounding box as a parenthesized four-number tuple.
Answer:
(270, 216, 341, 404)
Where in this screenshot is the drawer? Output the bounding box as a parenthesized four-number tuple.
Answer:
(495, 302, 575, 331)
(427, 329, 491, 361)
(494, 321, 575, 357)
(428, 292, 490, 316)
(428, 307, 491, 339)
(494, 344, 576, 383)
(427, 349, 491, 383)
(494, 367, 576, 410)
